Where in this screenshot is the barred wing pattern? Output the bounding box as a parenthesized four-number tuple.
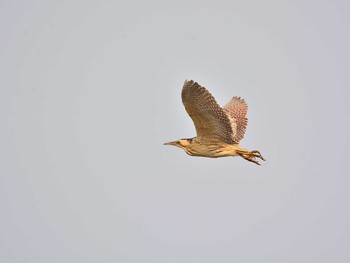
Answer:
(223, 96, 248, 143)
(181, 80, 235, 144)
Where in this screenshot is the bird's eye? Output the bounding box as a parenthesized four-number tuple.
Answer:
(179, 140, 190, 146)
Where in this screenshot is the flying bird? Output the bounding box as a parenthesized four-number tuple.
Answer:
(164, 80, 265, 165)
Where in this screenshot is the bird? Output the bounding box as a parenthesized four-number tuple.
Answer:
(164, 80, 265, 165)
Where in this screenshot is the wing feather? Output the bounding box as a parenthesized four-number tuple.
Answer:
(223, 96, 248, 143)
(181, 80, 234, 144)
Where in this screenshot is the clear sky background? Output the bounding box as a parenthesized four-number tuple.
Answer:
(1, 1, 350, 262)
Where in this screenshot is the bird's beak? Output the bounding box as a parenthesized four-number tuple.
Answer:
(164, 141, 178, 146)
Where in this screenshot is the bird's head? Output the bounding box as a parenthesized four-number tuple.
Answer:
(163, 138, 194, 151)
(164, 139, 192, 148)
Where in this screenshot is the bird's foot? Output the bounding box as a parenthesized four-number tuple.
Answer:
(237, 149, 265, 165)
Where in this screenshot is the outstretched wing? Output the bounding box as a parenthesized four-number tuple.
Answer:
(223, 96, 248, 143)
(181, 80, 234, 144)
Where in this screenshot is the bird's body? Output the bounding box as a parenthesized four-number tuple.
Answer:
(164, 80, 265, 165)
(166, 138, 244, 158)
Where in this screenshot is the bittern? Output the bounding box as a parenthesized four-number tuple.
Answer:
(164, 80, 265, 165)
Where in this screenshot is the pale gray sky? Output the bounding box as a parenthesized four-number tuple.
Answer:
(1, 1, 350, 262)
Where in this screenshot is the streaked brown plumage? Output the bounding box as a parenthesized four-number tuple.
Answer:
(164, 80, 265, 165)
